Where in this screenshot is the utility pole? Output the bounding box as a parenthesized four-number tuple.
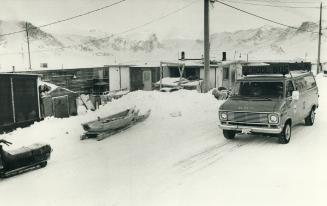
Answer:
(25, 22, 32, 70)
(317, 2, 322, 74)
(204, 0, 210, 92)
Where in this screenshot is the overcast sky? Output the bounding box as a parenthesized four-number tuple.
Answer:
(0, 0, 325, 39)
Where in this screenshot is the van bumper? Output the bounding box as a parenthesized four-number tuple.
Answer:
(219, 124, 282, 134)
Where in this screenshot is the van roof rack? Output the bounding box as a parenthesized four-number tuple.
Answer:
(242, 62, 311, 76)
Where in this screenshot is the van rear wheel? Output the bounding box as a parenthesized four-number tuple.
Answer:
(279, 123, 291, 144)
(305, 108, 315, 126)
(223, 130, 236, 139)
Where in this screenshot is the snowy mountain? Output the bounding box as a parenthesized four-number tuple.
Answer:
(209, 21, 325, 62)
(0, 20, 325, 71)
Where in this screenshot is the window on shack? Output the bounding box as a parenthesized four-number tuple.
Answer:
(223, 67, 229, 80)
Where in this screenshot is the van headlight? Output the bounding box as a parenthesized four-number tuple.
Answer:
(219, 112, 228, 121)
(268, 114, 279, 124)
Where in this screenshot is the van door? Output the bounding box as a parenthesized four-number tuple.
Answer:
(294, 78, 306, 122)
(285, 80, 300, 124)
(302, 75, 318, 117)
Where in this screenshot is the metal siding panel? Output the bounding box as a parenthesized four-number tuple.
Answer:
(0, 77, 14, 125)
(13, 77, 39, 123)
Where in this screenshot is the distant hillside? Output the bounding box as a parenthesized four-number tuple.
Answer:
(208, 21, 324, 62)
(0, 20, 325, 71)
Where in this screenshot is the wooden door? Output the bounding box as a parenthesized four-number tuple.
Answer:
(53, 95, 69, 118)
(143, 70, 152, 91)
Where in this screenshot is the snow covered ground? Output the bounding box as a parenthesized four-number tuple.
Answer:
(1, 75, 327, 206)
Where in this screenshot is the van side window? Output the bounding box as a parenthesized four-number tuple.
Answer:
(295, 79, 305, 91)
(286, 81, 294, 97)
(304, 75, 316, 89)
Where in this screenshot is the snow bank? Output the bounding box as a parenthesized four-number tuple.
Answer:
(0, 89, 221, 206)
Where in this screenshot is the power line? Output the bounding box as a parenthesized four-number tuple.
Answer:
(214, 0, 320, 34)
(0, 0, 126, 38)
(0, 0, 200, 56)
(111, 0, 201, 37)
(36, 0, 201, 52)
(240, 0, 321, 4)
(221, 0, 323, 9)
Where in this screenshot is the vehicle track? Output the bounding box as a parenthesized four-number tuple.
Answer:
(174, 122, 312, 176)
(174, 135, 273, 175)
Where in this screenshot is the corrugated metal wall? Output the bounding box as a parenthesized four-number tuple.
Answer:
(0, 74, 40, 131)
(31, 67, 109, 94)
(0, 77, 13, 126)
(13, 77, 39, 123)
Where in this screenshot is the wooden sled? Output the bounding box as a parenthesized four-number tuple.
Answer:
(82, 107, 137, 132)
(81, 109, 151, 141)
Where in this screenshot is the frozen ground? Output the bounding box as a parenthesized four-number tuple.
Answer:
(0, 75, 327, 206)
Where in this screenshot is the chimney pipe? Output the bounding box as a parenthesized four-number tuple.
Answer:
(181, 51, 185, 60)
(222, 52, 226, 61)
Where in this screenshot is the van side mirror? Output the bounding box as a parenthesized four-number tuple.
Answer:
(292, 91, 299, 100)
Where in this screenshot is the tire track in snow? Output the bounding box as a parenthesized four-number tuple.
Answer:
(174, 122, 314, 176)
(174, 136, 272, 175)
(147, 124, 312, 198)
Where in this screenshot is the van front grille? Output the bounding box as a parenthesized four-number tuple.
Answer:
(227, 112, 268, 124)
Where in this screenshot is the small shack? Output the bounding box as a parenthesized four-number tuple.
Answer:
(217, 60, 246, 89)
(218, 61, 312, 89)
(163, 61, 221, 90)
(40, 82, 79, 118)
(109, 65, 131, 92)
(130, 65, 161, 91)
(109, 64, 161, 92)
(0, 73, 41, 131)
(26, 66, 110, 94)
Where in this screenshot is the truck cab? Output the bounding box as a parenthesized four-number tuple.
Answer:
(218, 65, 319, 144)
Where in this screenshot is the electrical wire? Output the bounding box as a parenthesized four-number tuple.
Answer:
(240, 0, 321, 4)
(0, 0, 200, 56)
(221, 0, 323, 9)
(0, 0, 126, 38)
(214, 0, 320, 34)
(34, 0, 201, 52)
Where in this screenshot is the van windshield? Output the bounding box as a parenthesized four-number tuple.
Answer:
(231, 81, 284, 98)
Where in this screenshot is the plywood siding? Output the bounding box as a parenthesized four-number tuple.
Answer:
(30, 67, 109, 94)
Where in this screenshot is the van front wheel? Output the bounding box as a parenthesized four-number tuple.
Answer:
(279, 123, 291, 144)
(223, 130, 236, 139)
(305, 108, 315, 126)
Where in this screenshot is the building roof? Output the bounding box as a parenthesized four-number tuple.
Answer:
(0, 72, 41, 77)
(241, 71, 311, 81)
(40, 80, 78, 95)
